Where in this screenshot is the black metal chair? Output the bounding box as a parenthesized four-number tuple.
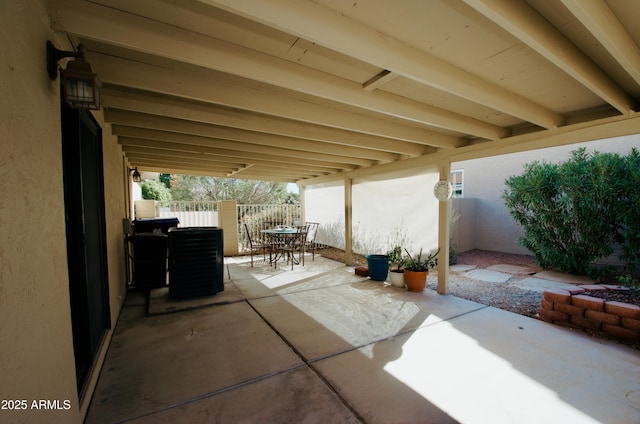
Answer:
(244, 223, 271, 267)
(303, 222, 320, 260)
(278, 226, 308, 270)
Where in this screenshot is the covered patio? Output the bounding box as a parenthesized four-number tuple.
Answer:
(85, 256, 640, 423)
(4, 2, 640, 423)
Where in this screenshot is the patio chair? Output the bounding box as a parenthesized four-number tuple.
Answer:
(278, 226, 308, 270)
(303, 222, 320, 260)
(244, 223, 271, 267)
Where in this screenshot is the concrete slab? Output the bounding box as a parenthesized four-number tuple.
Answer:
(450, 264, 476, 272)
(315, 306, 640, 424)
(464, 268, 512, 283)
(250, 281, 486, 361)
(509, 277, 580, 293)
(127, 367, 356, 423)
(229, 258, 358, 299)
(147, 280, 245, 316)
(487, 263, 538, 275)
(88, 256, 640, 423)
(534, 270, 594, 285)
(84, 302, 302, 424)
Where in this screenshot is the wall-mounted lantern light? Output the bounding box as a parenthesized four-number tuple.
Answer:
(47, 41, 101, 110)
(130, 167, 142, 183)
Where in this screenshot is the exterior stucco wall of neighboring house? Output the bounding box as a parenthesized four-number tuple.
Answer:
(0, 1, 128, 423)
(451, 135, 640, 256)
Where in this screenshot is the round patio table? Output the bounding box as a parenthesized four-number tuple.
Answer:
(261, 228, 306, 267)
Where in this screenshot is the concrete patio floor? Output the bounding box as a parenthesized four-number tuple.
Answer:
(85, 256, 640, 423)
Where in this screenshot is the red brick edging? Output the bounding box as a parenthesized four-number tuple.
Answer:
(538, 286, 640, 344)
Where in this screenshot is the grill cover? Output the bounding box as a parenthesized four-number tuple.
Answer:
(133, 217, 180, 234)
(131, 233, 168, 288)
(168, 227, 224, 299)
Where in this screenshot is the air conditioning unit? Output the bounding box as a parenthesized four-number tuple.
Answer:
(168, 227, 224, 299)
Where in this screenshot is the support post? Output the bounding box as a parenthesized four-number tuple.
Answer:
(437, 163, 451, 294)
(218, 200, 239, 256)
(344, 178, 353, 266)
(298, 183, 305, 223)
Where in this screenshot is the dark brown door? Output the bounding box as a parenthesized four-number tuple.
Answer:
(61, 101, 111, 396)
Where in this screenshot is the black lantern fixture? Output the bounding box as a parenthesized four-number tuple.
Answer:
(130, 167, 142, 183)
(47, 41, 101, 110)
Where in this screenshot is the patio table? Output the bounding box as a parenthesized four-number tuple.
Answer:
(261, 228, 305, 268)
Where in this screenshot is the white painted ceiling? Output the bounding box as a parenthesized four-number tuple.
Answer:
(50, 0, 640, 183)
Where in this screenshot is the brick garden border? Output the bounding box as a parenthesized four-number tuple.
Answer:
(538, 285, 640, 345)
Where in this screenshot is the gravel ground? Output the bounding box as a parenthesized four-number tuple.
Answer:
(318, 247, 543, 317)
(317, 247, 639, 350)
(428, 250, 544, 318)
(317, 247, 639, 318)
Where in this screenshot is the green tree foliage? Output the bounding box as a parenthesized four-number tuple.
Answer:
(503, 147, 639, 275)
(141, 179, 172, 202)
(613, 148, 640, 270)
(159, 173, 172, 189)
(170, 175, 293, 204)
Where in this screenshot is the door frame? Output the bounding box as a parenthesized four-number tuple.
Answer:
(60, 101, 111, 398)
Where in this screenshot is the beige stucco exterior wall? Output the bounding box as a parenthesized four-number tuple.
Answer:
(305, 167, 441, 256)
(452, 135, 640, 255)
(0, 1, 128, 422)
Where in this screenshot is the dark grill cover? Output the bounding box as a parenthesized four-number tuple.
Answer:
(133, 217, 180, 234)
(131, 233, 168, 288)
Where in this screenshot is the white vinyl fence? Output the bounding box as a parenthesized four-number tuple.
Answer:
(158, 201, 302, 253)
(159, 201, 218, 227)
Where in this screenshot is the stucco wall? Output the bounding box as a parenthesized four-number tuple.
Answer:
(305, 167, 440, 256)
(450, 198, 476, 254)
(304, 181, 345, 248)
(0, 2, 127, 422)
(452, 135, 640, 255)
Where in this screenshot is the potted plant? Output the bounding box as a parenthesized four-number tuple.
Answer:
(386, 245, 406, 287)
(403, 248, 439, 292)
(366, 253, 389, 281)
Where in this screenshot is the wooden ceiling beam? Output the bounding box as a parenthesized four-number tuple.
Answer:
(113, 125, 377, 166)
(55, 0, 504, 139)
(129, 159, 305, 181)
(464, 0, 636, 115)
(204, 0, 562, 129)
(560, 0, 640, 91)
(118, 137, 360, 170)
(122, 146, 340, 174)
(101, 86, 455, 150)
(104, 109, 414, 160)
(362, 70, 398, 92)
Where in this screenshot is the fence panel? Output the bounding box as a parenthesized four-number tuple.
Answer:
(158, 201, 301, 253)
(159, 201, 218, 228)
(237, 204, 301, 252)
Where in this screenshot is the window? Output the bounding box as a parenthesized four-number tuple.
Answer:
(450, 170, 464, 198)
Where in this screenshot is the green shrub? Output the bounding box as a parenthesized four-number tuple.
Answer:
(503, 148, 638, 275)
(141, 179, 172, 202)
(613, 149, 640, 271)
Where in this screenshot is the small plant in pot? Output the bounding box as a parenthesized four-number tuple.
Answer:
(386, 246, 406, 288)
(403, 248, 440, 292)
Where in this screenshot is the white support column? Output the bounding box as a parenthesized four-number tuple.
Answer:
(344, 178, 353, 266)
(218, 200, 239, 256)
(298, 183, 305, 223)
(437, 163, 451, 294)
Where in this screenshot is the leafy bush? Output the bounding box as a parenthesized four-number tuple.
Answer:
(141, 179, 172, 202)
(618, 274, 640, 295)
(503, 148, 638, 275)
(613, 149, 640, 271)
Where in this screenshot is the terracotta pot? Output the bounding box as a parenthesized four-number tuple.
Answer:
(404, 270, 428, 292)
(388, 270, 405, 287)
